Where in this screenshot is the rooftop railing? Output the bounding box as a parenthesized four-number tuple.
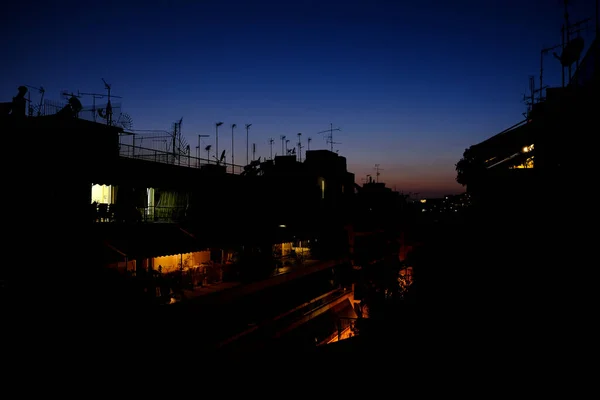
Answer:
(118, 143, 246, 175)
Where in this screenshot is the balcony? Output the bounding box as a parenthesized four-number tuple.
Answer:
(92, 203, 189, 224)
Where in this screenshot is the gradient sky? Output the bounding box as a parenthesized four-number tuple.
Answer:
(2, 0, 597, 197)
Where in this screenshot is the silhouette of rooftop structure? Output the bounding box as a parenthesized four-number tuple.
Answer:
(2, 76, 418, 357)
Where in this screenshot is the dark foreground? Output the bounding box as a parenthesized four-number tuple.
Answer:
(5, 204, 593, 376)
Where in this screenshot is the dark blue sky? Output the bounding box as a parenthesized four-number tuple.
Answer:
(2, 0, 597, 196)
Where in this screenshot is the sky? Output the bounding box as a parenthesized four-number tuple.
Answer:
(2, 0, 597, 197)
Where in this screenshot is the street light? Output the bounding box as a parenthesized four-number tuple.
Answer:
(215, 122, 223, 156)
(231, 123, 237, 170)
(245, 124, 252, 165)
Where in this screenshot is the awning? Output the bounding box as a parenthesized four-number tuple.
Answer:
(94, 224, 205, 260)
(471, 120, 536, 162)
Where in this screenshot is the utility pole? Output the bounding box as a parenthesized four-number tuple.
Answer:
(245, 124, 252, 165)
(252, 143, 256, 161)
(269, 138, 274, 159)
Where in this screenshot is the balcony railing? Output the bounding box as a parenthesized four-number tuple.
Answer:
(119, 143, 246, 175)
(137, 206, 187, 223)
(92, 203, 189, 223)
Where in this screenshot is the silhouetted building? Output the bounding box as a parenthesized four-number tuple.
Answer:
(456, 35, 598, 216)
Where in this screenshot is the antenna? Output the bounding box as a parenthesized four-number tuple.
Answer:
(25, 85, 46, 117)
(539, 44, 562, 102)
(169, 117, 188, 163)
(374, 164, 383, 183)
(100, 78, 121, 126)
(297, 133, 303, 162)
(280, 135, 286, 156)
(77, 91, 102, 122)
(231, 123, 237, 168)
(25, 85, 45, 116)
(59, 90, 83, 117)
(554, 1, 590, 86)
(317, 123, 341, 152)
(522, 76, 536, 119)
(245, 123, 252, 165)
(196, 134, 209, 165)
(215, 121, 223, 157)
(269, 138, 274, 159)
(60, 89, 80, 98)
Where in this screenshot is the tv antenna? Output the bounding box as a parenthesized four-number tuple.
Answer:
(280, 135, 286, 156)
(245, 124, 252, 165)
(269, 138, 274, 159)
(77, 91, 104, 122)
(59, 90, 83, 116)
(297, 133, 303, 162)
(554, 1, 591, 86)
(374, 164, 383, 183)
(231, 123, 237, 167)
(317, 123, 341, 152)
(171, 117, 190, 162)
(25, 85, 45, 116)
(101, 78, 122, 126)
(522, 76, 536, 119)
(213, 149, 226, 165)
(196, 134, 210, 160)
(539, 43, 562, 102)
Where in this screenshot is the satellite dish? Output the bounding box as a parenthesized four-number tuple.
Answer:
(68, 96, 82, 113)
(16, 86, 27, 99)
(554, 36, 585, 67)
(116, 112, 133, 130)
